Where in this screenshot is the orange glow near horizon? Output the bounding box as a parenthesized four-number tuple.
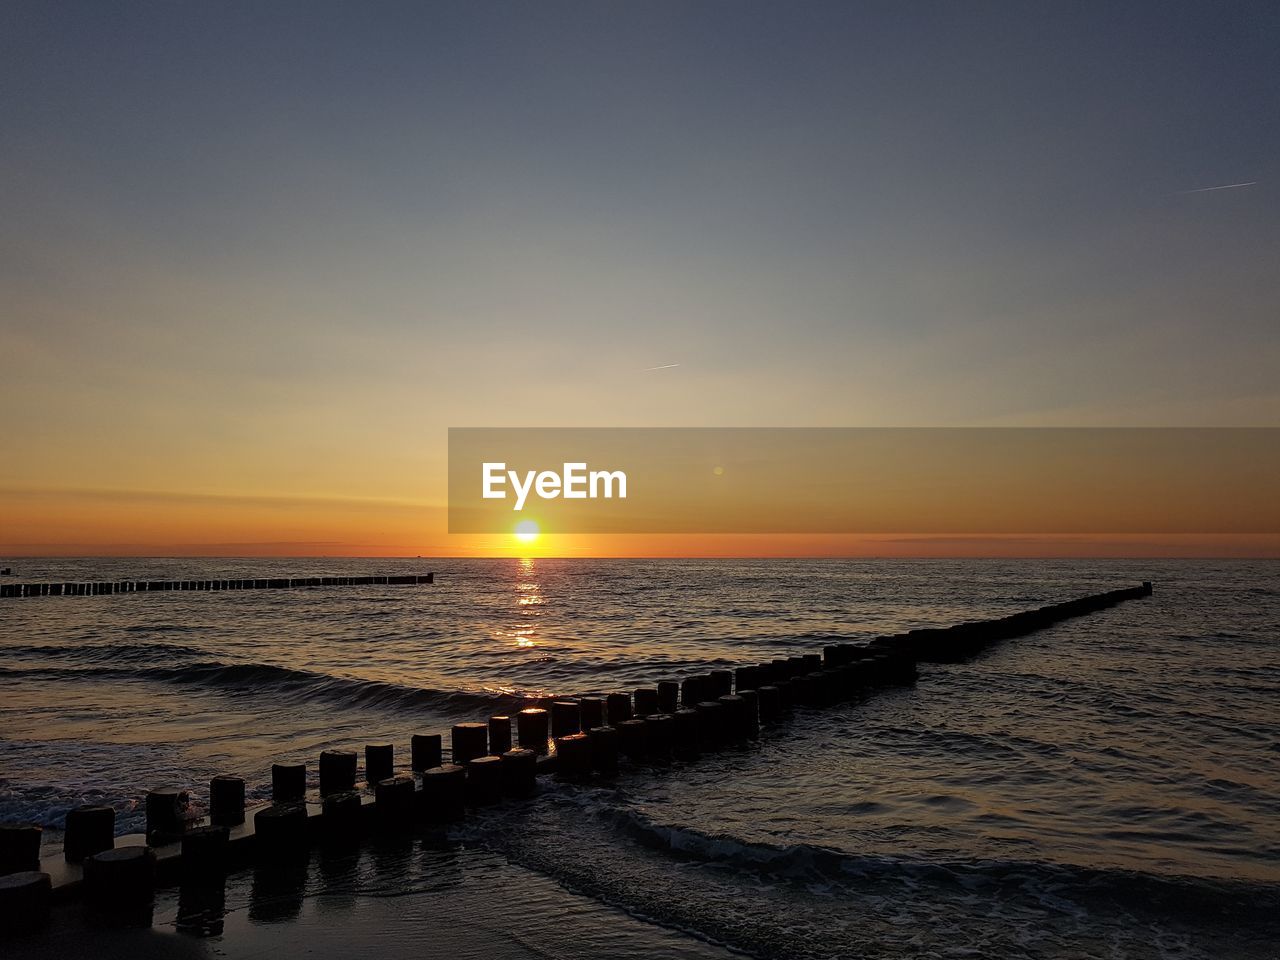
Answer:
(2, 488, 1279, 559)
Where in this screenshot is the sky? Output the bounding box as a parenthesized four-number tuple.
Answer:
(1, 2, 1277, 556)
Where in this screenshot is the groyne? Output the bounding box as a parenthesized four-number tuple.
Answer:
(0, 580, 1152, 934)
(0, 573, 433, 599)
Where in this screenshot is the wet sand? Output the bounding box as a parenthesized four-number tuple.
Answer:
(7, 840, 738, 960)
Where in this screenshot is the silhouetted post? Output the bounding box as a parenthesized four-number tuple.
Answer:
(84, 846, 156, 913)
(411, 734, 443, 771)
(756, 685, 782, 722)
(550, 700, 581, 737)
(0, 872, 51, 935)
(695, 701, 726, 750)
(145, 787, 189, 844)
(210, 776, 245, 827)
(488, 715, 512, 754)
(644, 714, 675, 761)
(717, 694, 749, 740)
(420, 765, 466, 822)
(375, 776, 416, 829)
(657, 680, 680, 714)
(517, 708, 550, 753)
(710, 670, 733, 697)
(253, 805, 308, 851)
(554, 733, 592, 779)
(500, 748, 538, 797)
(587, 726, 619, 775)
(321, 791, 362, 843)
(605, 692, 632, 724)
(320, 749, 358, 795)
(615, 718, 648, 760)
(791, 672, 815, 706)
(580, 696, 606, 729)
(272, 763, 307, 803)
(739, 689, 760, 738)
(774, 678, 795, 708)
(365, 743, 394, 784)
(180, 825, 229, 881)
(680, 676, 704, 708)
(633, 687, 659, 717)
(64, 804, 115, 861)
(466, 756, 504, 806)
(0, 824, 41, 874)
(451, 723, 488, 765)
(1143, 580, 1153, 595)
(673, 709, 700, 759)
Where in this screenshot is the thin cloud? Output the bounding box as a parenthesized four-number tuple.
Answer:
(1173, 180, 1257, 195)
(643, 363, 681, 371)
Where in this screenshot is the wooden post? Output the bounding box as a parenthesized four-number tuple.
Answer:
(145, 787, 189, 844)
(554, 733, 592, 780)
(673, 708, 700, 759)
(253, 804, 308, 851)
(550, 700, 581, 737)
(488, 715, 512, 754)
(517, 708, 550, 753)
(587, 726, 619, 775)
(644, 714, 675, 761)
(319, 749, 358, 795)
(605, 692, 632, 724)
(0, 824, 41, 874)
(64, 804, 115, 862)
(180, 824, 229, 881)
(466, 756, 504, 806)
(451, 723, 488, 765)
(272, 763, 307, 803)
(210, 776, 245, 827)
(365, 743, 394, 784)
(411, 734, 442, 771)
(633, 687, 659, 717)
(0, 872, 51, 935)
(500, 748, 538, 797)
(84, 846, 156, 910)
(321, 791, 362, 843)
(657, 680, 680, 714)
(615, 718, 648, 760)
(420, 764, 466, 822)
(375, 776, 416, 829)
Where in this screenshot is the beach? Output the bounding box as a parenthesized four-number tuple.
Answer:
(2, 558, 1278, 958)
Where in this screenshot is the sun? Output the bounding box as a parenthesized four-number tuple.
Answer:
(514, 520, 540, 544)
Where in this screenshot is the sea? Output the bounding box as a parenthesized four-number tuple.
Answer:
(1, 558, 1277, 959)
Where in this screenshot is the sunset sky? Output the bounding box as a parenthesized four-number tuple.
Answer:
(2, 3, 1276, 556)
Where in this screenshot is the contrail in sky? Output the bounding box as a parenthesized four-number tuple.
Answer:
(644, 363, 681, 371)
(1173, 180, 1257, 194)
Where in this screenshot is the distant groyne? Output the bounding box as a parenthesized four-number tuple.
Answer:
(0, 580, 1152, 935)
(0, 573, 433, 599)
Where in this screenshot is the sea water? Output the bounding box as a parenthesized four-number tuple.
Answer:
(1, 558, 1276, 957)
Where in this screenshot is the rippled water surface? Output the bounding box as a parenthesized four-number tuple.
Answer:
(2, 558, 1278, 958)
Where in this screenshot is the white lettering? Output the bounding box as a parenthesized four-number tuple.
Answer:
(590, 469, 627, 499)
(484, 463, 627, 510)
(562, 462, 587, 499)
(482, 463, 506, 499)
(510, 469, 536, 511)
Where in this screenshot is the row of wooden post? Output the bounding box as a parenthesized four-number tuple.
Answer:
(0, 574, 434, 599)
(0, 582, 1152, 935)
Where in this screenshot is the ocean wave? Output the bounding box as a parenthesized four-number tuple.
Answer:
(0, 641, 209, 665)
(587, 803, 1280, 924)
(0, 661, 536, 715)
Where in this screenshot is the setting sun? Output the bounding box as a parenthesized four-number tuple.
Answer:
(514, 520, 540, 544)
